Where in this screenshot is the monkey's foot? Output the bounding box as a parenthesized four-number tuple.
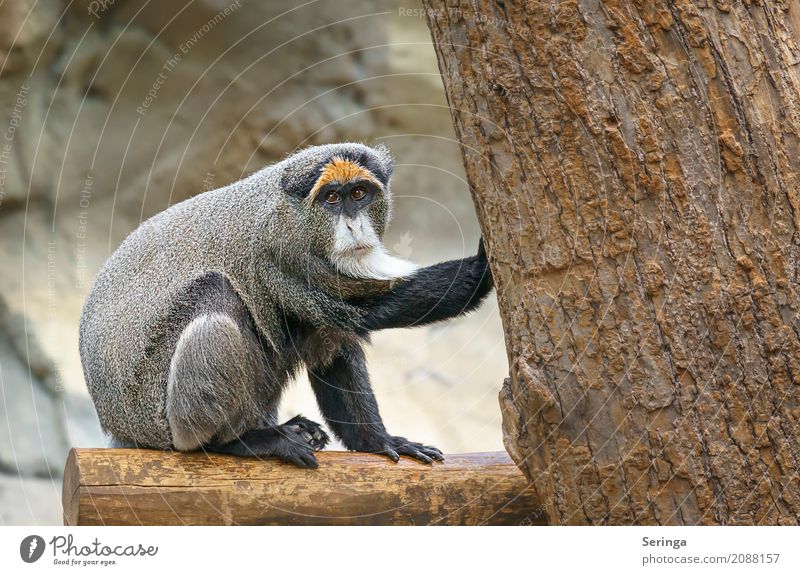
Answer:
(369, 434, 444, 465)
(213, 423, 323, 468)
(281, 415, 329, 450)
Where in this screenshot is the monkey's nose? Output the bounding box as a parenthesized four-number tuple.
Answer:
(345, 219, 361, 235)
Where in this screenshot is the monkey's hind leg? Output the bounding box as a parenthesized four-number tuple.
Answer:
(166, 311, 263, 450)
(165, 273, 329, 468)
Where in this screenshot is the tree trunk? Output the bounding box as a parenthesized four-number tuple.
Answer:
(423, 0, 800, 525)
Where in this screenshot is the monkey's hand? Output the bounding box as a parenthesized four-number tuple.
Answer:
(477, 236, 493, 289)
(367, 434, 444, 465)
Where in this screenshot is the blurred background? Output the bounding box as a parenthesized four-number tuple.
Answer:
(0, 0, 508, 524)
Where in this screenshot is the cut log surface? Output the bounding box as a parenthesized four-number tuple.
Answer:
(63, 448, 546, 526)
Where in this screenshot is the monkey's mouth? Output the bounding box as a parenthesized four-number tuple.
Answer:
(349, 243, 374, 255)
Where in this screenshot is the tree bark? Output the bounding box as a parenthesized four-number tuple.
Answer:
(424, 0, 800, 525)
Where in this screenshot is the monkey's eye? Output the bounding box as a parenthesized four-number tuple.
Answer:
(324, 191, 341, 204)
(351, 186, 367, 201)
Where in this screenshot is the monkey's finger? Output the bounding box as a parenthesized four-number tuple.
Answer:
(276, 442, 319, 468)
(410, 451, 434, 464)
(403, 441, 443, 461)
(293, 451, 319, 469)
(423, 447, 445, 462)
(285, 431, 312, 448)
(397, 446, 433, 464)
(382, 447, 400, 462)
(427, 447, 444, 460)
(309, 432, 329, 451)
(309, 438, 323, 450)
(282, 424, 302, 436)
(418, 443, 443, 456)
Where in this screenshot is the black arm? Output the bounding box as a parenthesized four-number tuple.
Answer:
(308, 342, 384, 450)
(360, 239, 493, 332)
(308, 341, 443, 463)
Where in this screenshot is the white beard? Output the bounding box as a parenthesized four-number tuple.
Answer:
(330, 213, 418, 280)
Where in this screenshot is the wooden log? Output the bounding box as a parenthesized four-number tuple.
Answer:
(63, 448, 546, 525)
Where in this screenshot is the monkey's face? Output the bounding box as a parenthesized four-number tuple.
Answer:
(282, 144, 416, 280)
(316, 180, 387, 253)
(302, 156, 414, 279)
(317, 188, 414, 280)
(303, 157, 387, 248)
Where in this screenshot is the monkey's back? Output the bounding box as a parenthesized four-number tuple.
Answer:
(79, 173, 281, 448)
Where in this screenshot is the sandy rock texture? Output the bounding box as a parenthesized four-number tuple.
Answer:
(0, 0, 508, 524)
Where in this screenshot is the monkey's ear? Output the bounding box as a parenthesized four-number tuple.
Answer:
(373, 143, 394, 181)
(280, 162, 322, 200)
(345, 144, 392, 187)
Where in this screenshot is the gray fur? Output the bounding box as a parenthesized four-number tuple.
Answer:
(79, 143, 394, 450)
(166, 312, 265, 449)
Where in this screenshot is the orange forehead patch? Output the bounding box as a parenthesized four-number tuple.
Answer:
(307, 158, 382, 203)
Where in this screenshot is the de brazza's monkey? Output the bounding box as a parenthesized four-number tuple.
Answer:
(79, 143, 493, 468)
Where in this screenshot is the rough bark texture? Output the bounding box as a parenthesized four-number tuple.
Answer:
(424, 0, 800, 525)
(63, 449, 545, 526)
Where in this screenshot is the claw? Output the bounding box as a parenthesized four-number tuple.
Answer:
(366, 436, 444, 465)
(420, 445, 444, 461)
(385, 447, 400, 462)
(412, 451, 433, 464)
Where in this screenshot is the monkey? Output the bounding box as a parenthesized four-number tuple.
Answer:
(79, 142, 493, 468)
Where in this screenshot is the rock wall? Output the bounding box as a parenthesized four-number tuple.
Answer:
(0, 0, 508, 524)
